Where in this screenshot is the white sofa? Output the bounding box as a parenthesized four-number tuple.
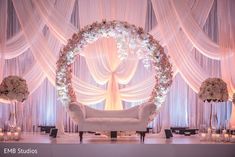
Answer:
(67, 101, 156, 142)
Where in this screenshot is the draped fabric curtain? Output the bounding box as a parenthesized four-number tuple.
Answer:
(151, 0, 211, 93)
(151, 0, 233, 131)
(217, 0, 235, 126)
(0, 0, 234, 132)
(0, 0, 7, 82)
(11, 0, 152, 110)
(81, 38, 140, 110)
(78, 0, 149, 110)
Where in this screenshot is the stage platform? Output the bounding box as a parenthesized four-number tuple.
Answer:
(0, 132, 235, 157)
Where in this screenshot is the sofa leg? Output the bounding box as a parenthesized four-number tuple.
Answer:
(139, 132, 142, 141)
(79, 131, 83, 142)
(110, 131, 117, 139)
(139, 131, 146, 142)
(142, 132, 146, 142)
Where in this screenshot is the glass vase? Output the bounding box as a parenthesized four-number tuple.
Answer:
(211, 114, 218, 131)
(209, 102, 218, 131)
(7, 101, 17, 131)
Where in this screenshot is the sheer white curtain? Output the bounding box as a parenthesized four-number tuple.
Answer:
(12, 0, 107, 104)
(151, 0, 233, 131)
(82, 38, 140, 110)
(78, 0, 151, 110)
(171, 0, 221, 60)
(11, 0, 151, 111)
(217, 0, 235, 126)
(0, 0, 234, 132)
(151, 0, 212, 93)
(0, 0, 7, 82)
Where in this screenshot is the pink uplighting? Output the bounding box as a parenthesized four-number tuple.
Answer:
(0, 0, 235, 157)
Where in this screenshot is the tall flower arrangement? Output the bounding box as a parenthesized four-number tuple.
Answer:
(199, 78, 228, 130)
(0, 75, 29, 130)
(0, 76, 29, 102)
(199, 78, 228, 102)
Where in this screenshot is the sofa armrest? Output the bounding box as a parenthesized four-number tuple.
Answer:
(138, 102, 156, 122)
(67, 102, 85, 123)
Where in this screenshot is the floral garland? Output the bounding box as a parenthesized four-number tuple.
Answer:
(233, 93, 235, 104)
(199, 78, 228, 102)
(0, 75, 29, 102)
(56, 20, 173, 114)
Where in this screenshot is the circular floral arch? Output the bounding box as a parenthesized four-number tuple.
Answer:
(56, 20, 173, 113)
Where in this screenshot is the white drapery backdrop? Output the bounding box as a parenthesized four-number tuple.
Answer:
(0, 0, 234, 132)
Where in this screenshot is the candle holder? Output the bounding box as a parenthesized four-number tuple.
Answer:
(6, 132, 12, 141)
(199, 124, 207, 141)
(215, 134, 221, 142)
(206, 128, 212, 141)
(200, 133, 207, 141)
(16, 127, 21, 132)
(224, 133, 230, 142)
(211, 133, 217, 142)
(230, 135, 235, 143)
(221, 129, 230, 142)
(13, 132, 20, 141)
(0, 126, 22, 142)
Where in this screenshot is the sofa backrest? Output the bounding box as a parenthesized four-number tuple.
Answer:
(85, 105, 139, 119)
(67, 102, 85, 123)
(138, 102, 156, 121)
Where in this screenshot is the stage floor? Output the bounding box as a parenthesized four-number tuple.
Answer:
(0, 132, 235, 157)
(1, 132, 235, 144)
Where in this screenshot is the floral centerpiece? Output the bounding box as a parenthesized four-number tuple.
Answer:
(0, 75, 29, 130)
(199, 78, 228, 102)
(0, 76, 29, 102)
(199, 78, 228, 130)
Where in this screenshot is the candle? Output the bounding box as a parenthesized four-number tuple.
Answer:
(231, 135, 235, 143)
(212, 133, 216, 141)
(201, 133, 206, 137)
(16, 127, 21, 137)
(13, 132, 19, 141)
(200, 133, 206, 141)
(222, 129, 226, 134)
(207, 128, 211, 134)
(224, 134, 230, 142)
(215, 134, 220, 142)
(0, 132, 4, 141)
(16, 127, 21, 133)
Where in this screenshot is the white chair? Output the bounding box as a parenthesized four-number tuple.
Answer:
(67, 101, 156, 142)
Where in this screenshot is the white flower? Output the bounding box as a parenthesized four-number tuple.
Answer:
(199, 78, 228, 102)
(0, 76, 29, 102)
(232, 93, 235, 104)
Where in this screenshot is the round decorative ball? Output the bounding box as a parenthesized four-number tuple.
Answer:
(0, 75, 29, 102)
(199, 78, 228, 102)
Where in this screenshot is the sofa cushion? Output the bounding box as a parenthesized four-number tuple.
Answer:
(85, 105, 139, 119)
(78, 117, 146, 131)
(85, 118, 139, 123)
